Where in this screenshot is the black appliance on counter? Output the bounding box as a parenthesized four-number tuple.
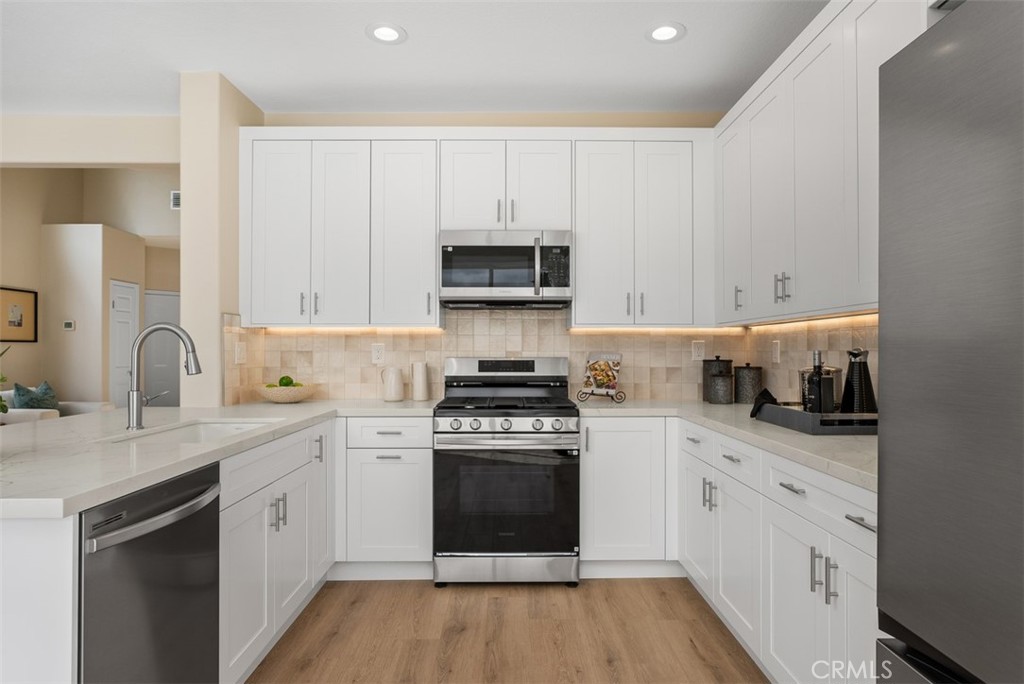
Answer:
(432, 357, 580, 585)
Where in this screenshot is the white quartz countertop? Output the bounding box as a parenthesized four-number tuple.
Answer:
(1, 398, 876, 520)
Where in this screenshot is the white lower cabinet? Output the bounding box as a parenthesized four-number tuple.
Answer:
(220, 461, 312, 684)
(580, 417, 666, 560)
(713, 471, 762, 654)
(309, 422, 334, 582)
(679, 452, 714, 595)
(347, 448, 432, 562)
(761, 499, 878, 684)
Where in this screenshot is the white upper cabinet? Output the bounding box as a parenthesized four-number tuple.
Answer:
(575, 141, 695, 327)
(249, 140, 313, 326)
(634, 141, 694, 325)
(247, 140, 370, 327)
(714, 0, 927, 324)
(370, 140, 438, 326)
(505, 140, 572, 230)
(574, 141, 636, 326)
(311, 141, 371, 325)
(440, 140, 571, 231)
(791, 18, 852, 316)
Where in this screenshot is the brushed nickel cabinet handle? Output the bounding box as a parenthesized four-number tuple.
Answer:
(810, 545, 824, 592)
(782, 272, 793, 301)
(701, 477, 709, 509)
(773, 274, 782, 304)
(300, 292, 306, 315)
(780, 482, 807, 496)
(844, 514, 877, 534)
(824, 556, 839, 605)
(314, 292, 320, 316)
(707, 483, 718, 510)
(269, 498, 281, 532)
(722, 453, 742, 464)
(376, 430, 403, 436)
(497, 199, 502, 223)
(734, 285, 743, 310)
(511, 198, 516, 223)
(686, 436, 702, 445)
(314, 435, 324, 462)
(585, 427, 590, 452)
(376, 454, 403, 460)
(427, 292, 432, 316)
(640, 292, 645, 316)
(280, 492, 288, 526)
(626, 293, 631, 317)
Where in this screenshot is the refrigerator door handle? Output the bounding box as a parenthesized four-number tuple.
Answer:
(810, 545, 824, 592)
(825, 556, 839, 605)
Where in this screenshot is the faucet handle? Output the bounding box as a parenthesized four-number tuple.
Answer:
(142, 390, 171, 406)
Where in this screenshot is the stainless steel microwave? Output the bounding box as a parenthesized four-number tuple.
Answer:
(438, 230, 572, 308)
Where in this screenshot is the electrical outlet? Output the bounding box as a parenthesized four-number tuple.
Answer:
(772, 340, 781, 364)
(234, 342, 247, 364)
(371, 343, 386, 365)
(691, 340, 705, 361)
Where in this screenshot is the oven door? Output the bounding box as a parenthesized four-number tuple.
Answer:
(433, 438, 580, 555)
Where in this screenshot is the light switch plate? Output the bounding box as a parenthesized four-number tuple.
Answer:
(772, 340, 781, 364)
(234, 342, 247, 364)
(691, 340, 705, 361)
(371, 343, 386, 365)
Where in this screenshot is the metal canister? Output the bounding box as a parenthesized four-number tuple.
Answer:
(708, 373, 734, 404)
(734, 363, 764, 404)
(702, 355, 733, 401)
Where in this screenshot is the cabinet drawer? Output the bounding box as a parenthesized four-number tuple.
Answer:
(713, 434, 761, 491)
(220, 428, 311, 510)
(346, 417, 433, 449)
(762, 452, 878, 557)
(680, 421, 714, 464)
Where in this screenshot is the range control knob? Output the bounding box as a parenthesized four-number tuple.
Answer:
(469, 419, 482, 431)
(551, 419, 564, 431)
(449, 419, 462, 431)
(500, 419, 513, 431)
(532, 419, 544, 431)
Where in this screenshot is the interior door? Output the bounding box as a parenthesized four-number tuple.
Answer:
(142, 291, 180, 406)
(109, 280, 139, 408)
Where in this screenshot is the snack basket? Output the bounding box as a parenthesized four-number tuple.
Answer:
(577, 353, 626, 403)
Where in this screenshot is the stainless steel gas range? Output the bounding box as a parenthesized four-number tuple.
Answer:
(432, 357, 580, 586)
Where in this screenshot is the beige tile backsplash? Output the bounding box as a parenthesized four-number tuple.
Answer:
(223, 312, 879, 407)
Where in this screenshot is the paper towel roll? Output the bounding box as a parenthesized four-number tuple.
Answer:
(412, 362, 429, 401)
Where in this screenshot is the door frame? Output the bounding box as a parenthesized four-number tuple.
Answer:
(109, 280, 140, 406)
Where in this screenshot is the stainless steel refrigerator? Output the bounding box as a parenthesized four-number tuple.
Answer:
(877, 1, 1023, 682)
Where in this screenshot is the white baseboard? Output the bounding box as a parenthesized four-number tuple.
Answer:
(581, 560, 686, 579)
(323, 559, 686, 582)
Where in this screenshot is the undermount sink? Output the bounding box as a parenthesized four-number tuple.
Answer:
(107, 419, 281, 445)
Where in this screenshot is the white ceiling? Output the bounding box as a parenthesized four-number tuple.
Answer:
(0, 1, 827, 116)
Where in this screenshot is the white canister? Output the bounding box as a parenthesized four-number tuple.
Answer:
(381, 367, 404, 402)
(412, 362, 429, 401)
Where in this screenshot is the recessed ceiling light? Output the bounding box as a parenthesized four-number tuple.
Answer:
(366, 23, 408, 44)
(646, 22, 686, 44)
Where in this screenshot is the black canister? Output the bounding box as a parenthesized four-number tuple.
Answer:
(708, 373, 735, 404)
(702, 355, 733, 401)
(841, 348, 878, 413)
(734, 363, 764, 404)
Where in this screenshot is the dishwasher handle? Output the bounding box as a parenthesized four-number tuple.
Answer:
(86, 483, 221, 554)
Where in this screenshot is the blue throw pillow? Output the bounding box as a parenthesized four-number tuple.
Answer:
(13, 381, 60, 410)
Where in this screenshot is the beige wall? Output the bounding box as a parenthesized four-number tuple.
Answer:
(83, 167, 180, 238)
(0, 169, 84, 387)
(146, 247, 180, 292)
(179, 73, 264, 407)
(264, 112, 724, 128)
(1, 116, 179, 165)
(39, 224, 103, 400)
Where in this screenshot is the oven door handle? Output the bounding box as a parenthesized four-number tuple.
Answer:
(434, 437, 579, 450)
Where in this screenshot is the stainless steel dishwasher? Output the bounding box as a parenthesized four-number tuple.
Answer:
(80, 464, 219, 683)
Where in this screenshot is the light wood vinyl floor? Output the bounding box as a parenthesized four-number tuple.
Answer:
(248, 578, 766, 684)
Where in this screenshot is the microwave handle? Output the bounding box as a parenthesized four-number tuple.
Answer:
(534, 236, 542, 296)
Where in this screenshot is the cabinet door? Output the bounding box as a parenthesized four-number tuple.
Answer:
(574, 141, 635, 326)
(220, 488, 274, 684)
(250, 140, 312, 326)
(713, 472, 762, 657)
(309, 424, 334, 582)
(272, 463, 312, 631)
(505, 140, 572, 231)
(440, 140, 506, 230)
(580, 418, 666, 560)
(680, 452, 715, 596)
(748, 83, 795, 319)
(718, 121, 752, 323)
(791, 19, 851, 315)
(634, 141, 694, 325)
(762, 499, 830, 684)
(347, 449, 433, 562)
(850, 0, 927, 306)
(827, 537, 879, 684)
(370, 141, 438, 326)
(311, 141, 370, 325)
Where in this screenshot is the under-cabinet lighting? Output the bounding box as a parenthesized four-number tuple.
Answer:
(746, 312, 878, 333)
(261, 327, 443, 335)
(569, 327, 745, 336)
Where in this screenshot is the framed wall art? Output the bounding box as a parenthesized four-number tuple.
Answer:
(1, 287, 38, 342)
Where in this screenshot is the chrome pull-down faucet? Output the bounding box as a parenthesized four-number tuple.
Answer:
(127, 323, 202, 431)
